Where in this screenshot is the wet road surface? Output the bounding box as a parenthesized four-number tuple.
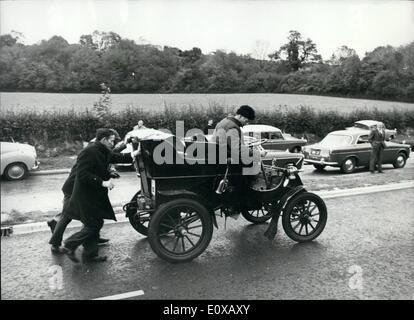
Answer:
(1, 188, 413, 300)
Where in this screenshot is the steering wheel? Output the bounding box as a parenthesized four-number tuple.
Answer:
(246, 138, 268, 148)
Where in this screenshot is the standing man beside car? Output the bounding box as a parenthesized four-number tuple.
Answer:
(368, 124, 386, 173)
(61, 128, 137, 263)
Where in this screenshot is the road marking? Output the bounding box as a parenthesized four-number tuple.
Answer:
(93, 290, 144, 300)
(317, 181, 414, 199)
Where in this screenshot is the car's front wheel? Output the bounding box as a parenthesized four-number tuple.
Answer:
(393, 152, 407, 169)
(4, 162, 28, 181)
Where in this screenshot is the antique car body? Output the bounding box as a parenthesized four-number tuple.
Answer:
(303, 129, 410, 173)
(0, 141, 40, 180)
(346, 120, 397, 140)
(242, 125, 307, 153)
(123, 135, 327, 263)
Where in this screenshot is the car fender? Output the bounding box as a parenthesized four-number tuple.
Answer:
(0, 150, 32, 175)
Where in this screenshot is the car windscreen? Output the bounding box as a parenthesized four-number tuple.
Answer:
(320, 134, 353, 146)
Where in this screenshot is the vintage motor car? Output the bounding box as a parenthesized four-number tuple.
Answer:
(242, 124, 307, 153)
(1, 141, 40, 180)
(346, 120, 397, 140)
(302, 129, 410, 173)
(123, 135, 327, 263)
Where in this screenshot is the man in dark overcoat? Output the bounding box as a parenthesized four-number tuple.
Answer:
(62, 128, 135, 263)
(368, 124, 386, 173)
(48, 129, 126, 253)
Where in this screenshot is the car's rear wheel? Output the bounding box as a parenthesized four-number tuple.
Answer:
(393, 152, 407, 169)
(126, 191, 151, 236)
(341, 157, 356, 174)
(290, 146, 301, 153)
(4, 162, 28, 181)
(148, 198, 213, 263)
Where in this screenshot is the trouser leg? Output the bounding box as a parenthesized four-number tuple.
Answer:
(370, 147, 378, 171)
(64, 217, 103, 253)
(82, 219, 104, 258)
(377, 147, 384, 171)
(49, 214, 72, 246)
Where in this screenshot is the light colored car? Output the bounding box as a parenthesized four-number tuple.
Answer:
(242, 124, 307, 153)
(201, 134, 304, 168)
(346, 120, 397, 140)
(1, 141, 39, 180)
(303, 129, 410, 173)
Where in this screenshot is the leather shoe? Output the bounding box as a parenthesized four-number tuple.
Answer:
(62, 247, 80, 263)
(98, 237, 110, 245)
(51, 245, 65, 254)
(83, 255, 107, 263)
(378, 171, 384, 173)
(47, 219, 57, 233)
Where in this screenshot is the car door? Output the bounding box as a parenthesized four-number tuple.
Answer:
(262, 131, 288, 151)
(353, 134, 372, 166)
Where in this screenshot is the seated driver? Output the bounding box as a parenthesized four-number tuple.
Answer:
(211, 105, 262, 218)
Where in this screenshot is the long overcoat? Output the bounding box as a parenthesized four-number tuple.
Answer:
(65, 142, 132, 225)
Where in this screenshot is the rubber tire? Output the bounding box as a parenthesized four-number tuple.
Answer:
(290, 147, 301, 153)
(4, 162, 28, 181)
(282, 192, 327, 243)
(241, 204, 273, 224)
(313, 164, 326, 171)
(340, 157, 356, 174)
(148, 198, 213, 263)
(393, 152, 407, 169)
(127, 191, 150, 236)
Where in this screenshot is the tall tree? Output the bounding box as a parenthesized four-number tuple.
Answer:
(269, 30, 322, 71)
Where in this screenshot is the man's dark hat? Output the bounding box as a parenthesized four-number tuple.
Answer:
(236, 105, 255, 120)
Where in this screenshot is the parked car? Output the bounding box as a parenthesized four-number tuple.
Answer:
(393, 137, 414, 151)
(243, 136, 304, 168)
(241, 124, 307, 153)
(1, 141, 40, 180)
(302, 129, 410, 173)
(346, 120, 397, 140)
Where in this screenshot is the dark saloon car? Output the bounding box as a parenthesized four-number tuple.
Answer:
(302, 129, 410, 173)
(242, 125, 307, 153)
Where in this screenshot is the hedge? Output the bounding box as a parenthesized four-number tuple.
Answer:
(1, 105, 413, 151)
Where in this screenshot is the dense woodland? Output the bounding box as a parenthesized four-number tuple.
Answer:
(1, 30, 413, 101)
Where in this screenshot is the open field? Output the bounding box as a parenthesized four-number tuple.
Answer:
(1, 92, 413, 114)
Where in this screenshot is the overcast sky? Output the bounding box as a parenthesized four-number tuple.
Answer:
(1, 0, 413, 60)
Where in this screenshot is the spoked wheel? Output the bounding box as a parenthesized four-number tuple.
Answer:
(282, 192, 327, 242)
(241, 202, 273, 224)
(126, 191, 151, 236)
(148, 198, 213, 263)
